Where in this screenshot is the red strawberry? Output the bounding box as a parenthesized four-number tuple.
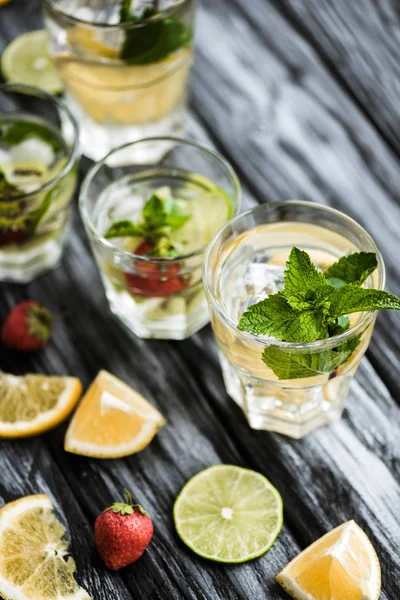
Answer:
(1, 300, 53, 351)
(0, 228, 28, 247)
(125, 241, 189, 298)
(95, 490, 154, 570)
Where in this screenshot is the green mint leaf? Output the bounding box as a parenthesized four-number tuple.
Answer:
(104, 220, 145, 239)
(324, 252, 377, 286)
(120, 11, 192, 65)
(238, 293, 328, 342)
(329, 284, 400, 319)
(0, 120, 62, 152)
(143, 194, 189, 231)
(120, 0, 133, 22)
(262, 335, 361, 380)
(328, 316, 350, 337)
(284, 247, 327, 297)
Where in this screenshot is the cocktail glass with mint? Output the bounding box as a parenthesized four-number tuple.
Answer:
(44, 0, 195, 162)
(80, 137, 241, 339)
(0, 84, 80, 282)
(204, 202, 400, 438)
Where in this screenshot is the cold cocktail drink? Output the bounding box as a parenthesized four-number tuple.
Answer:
(44, 0, 195, 161)
(80, 138, 240, 339)
(204, 202, 390, 438)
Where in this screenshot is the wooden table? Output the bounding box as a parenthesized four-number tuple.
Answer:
(1, 1, 399, 598)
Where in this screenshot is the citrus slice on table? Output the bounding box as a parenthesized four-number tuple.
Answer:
(0, 372, 82, 438)
(173, 465, 283, 563)
(64, 370, 165, 459)
(0, 494, 91, 600)
(276, 520, 381, 600)
(1, 30, 63, 94)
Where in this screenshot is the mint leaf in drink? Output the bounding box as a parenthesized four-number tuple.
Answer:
(324, 252, 377, 287)
(284, 247, 327, 297)
(328, 316, 350, 337)
(0, 121, 62, 152)
(104, 190, 190, 257)
(120, 2, 192, 65)
(104, 220, 146, 239)
(237, 293, 328, 342)
(143, 194, 189, 230)
(329, 285, 400, 318)
(237, 245, 400, 380)
(262, 335, 361, 380)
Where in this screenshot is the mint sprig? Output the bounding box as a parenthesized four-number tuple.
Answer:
(0, 120, 62, 152)
(238, 247, 400, 379)
(105, 191, 190, 258)
(119, 0, 192, 65)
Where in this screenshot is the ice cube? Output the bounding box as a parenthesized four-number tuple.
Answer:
(244, 263, 285, 301)
(11, 139, 54, 167)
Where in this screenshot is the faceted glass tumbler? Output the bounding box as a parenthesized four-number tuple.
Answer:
(80, 137, 241, 340)
(203, 201, 385, 439)
(0, 84, 80, 282)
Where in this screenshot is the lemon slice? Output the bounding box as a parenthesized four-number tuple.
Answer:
(1, 30, 63, 94)
(276, 521, 381, 600)
(0, 372, 82, 438)
(174, 465, 283, 563)
(64, 370, 165, 458)
(0, 494, 91, 600)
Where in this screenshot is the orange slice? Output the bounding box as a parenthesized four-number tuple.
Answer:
(277, 521, 381, 600)
(0, 372, 82, 438)
(64, 370, 165, 458)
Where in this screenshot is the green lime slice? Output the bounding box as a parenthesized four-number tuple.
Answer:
(1, 30, 63, 94)
(172, 186, 234, 255)
(173, 465, 283, 563)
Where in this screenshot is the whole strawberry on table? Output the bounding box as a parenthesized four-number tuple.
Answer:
(95, 489, 154, 570)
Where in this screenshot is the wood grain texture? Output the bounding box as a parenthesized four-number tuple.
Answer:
(0, 0, 400, 599)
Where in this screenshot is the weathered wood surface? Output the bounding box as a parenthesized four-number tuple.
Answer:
(1, 1, 400, 599)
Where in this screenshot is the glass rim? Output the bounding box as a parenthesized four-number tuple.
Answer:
(43, 0, 190, 29)
(203, 200, 386, 352)
(0, 83, 80, 201)
(79, 136, 242, 263)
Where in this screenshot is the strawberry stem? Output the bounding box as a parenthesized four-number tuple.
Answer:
(124, 489, 133, 506)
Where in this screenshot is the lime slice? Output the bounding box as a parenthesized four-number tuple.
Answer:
(172, 186, 233, 255)
(1, 30, 63, 94)
(173, 465, 283, 563)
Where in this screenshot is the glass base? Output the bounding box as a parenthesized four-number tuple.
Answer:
(0, 236, 63, 283)
(65, 92, 187, 163)
(105, 285, 210, 340)
(219, 353, 352, 439)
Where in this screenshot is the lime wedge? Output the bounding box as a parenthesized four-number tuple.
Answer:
(173, 465, 283, 563)
(1, 30, 63, 94)
(172, 187, 233, 255)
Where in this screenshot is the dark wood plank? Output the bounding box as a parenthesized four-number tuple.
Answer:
(273, 0, 400, 156)
(0, 0, 400, 599)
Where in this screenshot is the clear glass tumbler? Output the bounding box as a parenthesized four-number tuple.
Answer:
(43, 0, 196, 161)
(0, 84, 80, 282)
(80, 137, 241, 339)
(203, 201, 385, 439)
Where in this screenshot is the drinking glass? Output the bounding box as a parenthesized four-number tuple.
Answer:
(44, 0, 196, 162)
(80, 137, 241, 339)
(0, 84, 80, 282)
(203, 201, 385, 438)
